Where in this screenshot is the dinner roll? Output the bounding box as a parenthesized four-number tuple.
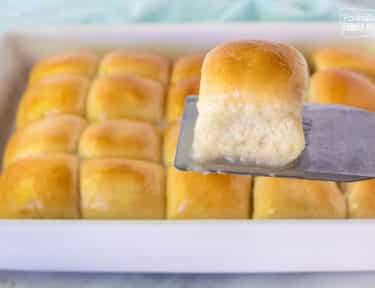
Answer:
(344, 180, 375, 218)
(253, 177, 346, 219)
(167, 167, 251, 219)
(313, 47, 375, 81)
(309, 68, 375, 111)
(86, 74, 164, 123)
(193, 41, 308, 167)
(170, 53, 205, 84)
(79, 119, 161, 162)
(166, 77, 200, 122)
(16, 75, 89, 129)
(163, 120, 180, 166)
(29, 51, 97, 84)
(3, 115, 87, 168)
(80, 158, 165, 219)
(0, 155, 80, 219)
(99, 51, 170, 84)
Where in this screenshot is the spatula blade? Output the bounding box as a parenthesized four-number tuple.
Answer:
(175, 96, 375, 182)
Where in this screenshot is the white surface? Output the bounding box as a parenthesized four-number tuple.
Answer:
(1, 220, 375, 273)
(0, 23, 374, 273)
(2, 271, 375, 288)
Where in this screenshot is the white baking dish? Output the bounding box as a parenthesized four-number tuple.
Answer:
(0, 23, 374, 273)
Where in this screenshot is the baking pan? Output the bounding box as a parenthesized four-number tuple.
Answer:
(0, 23, 374, 273)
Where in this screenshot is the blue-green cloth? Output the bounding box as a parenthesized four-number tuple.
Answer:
(1, 0, 341, 31)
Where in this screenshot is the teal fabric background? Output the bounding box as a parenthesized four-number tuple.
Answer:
(1, 0, 341, 31)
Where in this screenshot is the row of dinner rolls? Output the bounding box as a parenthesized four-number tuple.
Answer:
(2, 46, 375, 219)
(3, 116, 162, 168)
(0, 155, 165, 219)
(28, 50, 170, 85)
(0, 152, 348, 219)
(17, 51, 205, 129)
(4, 154, 374, 219)
(17, 51, 173, 129)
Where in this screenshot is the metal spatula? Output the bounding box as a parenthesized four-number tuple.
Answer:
(174, 96, 375, 182)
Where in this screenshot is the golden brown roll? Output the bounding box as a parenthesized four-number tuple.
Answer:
(344, 180, 375, 218)
(86, 74, 164, 123)
(29, 51, 97, 84)
(163, 120, 180, 166)
(170, 53, 205, 84)
(309, 68, 375, 111)
(253, 177, 346, 219)
(193, 41, 308, 167)
(16, 75, 89, 129)
(80, 158, 165, 219)
(313, 47, 375, 81)
(99, 51, 170, 84)
(3, 115, 87, 168)
(167, 167, 251, 219)
(166, 77, 200, 122)
(79, 119, 161, 162)
(0, 155, 80, 219)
